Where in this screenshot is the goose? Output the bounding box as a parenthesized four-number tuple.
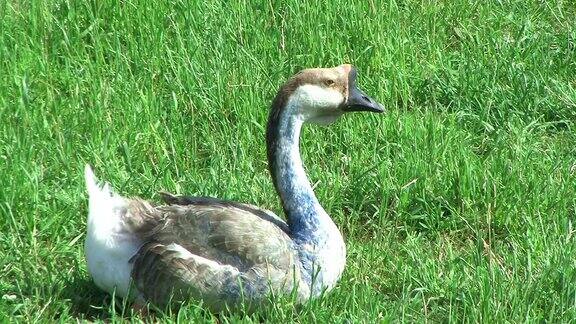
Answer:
(84, 64, 384, 312)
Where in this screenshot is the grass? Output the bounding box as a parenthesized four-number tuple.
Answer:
(1, 0, 575, 322)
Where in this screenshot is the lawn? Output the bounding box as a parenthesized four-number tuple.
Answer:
(1, 0, 575, 322)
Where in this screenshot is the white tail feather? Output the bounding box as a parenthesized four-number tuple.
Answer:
(85, 164, 119, 202)
(84, 164, 140, 298)
(84, 164, 126, 226)
(84, 164, 100, 198)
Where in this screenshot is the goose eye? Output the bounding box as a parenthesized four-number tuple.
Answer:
(324, 79, 335, 87)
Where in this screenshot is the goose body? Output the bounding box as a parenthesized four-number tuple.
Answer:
(84, 64, 384, 312)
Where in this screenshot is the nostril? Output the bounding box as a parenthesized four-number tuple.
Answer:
(362, 95, 371, 102)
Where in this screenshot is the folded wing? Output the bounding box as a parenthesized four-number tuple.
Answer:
(128, 195, 308, 311)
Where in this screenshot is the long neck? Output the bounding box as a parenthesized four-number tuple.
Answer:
(266, 90, 347, 294)
(266, 96, 332, 243)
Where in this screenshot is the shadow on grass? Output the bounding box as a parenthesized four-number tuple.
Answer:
(61, 274, 211, 321)
(61, 274, 113, 321)
(59, 272, 306, 321)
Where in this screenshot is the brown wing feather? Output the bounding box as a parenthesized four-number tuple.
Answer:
(126, 196, 307, 310)
(131, 241, 243, 311)
(158, 192, 289, 234)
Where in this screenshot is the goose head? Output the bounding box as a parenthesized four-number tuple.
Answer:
(279, 64, 384, 125)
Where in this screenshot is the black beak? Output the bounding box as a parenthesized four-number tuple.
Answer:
(341, 68, 385, 113)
